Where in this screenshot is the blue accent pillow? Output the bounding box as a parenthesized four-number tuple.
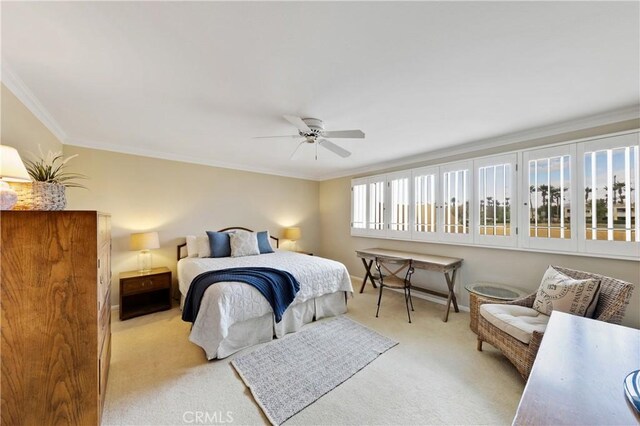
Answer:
(206, 231, 233, 258)
(257, 231, 274, 254)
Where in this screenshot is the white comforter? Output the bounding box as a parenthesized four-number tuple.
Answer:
(178, 250, 353, 358)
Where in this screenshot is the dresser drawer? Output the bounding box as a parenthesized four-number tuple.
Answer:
(121, 273, 170, 296)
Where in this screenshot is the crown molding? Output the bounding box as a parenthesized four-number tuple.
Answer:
(64, 138, 320, 181)
(1, 60, 68, 143)
(316, 105, 640, 181)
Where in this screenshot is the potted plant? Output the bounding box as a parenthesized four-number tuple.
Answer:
(12, 148, 86, 210)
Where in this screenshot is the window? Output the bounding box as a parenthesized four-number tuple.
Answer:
(440, 162, 472, 242)
(584, 146, 637, 242)
(475, 154, 517, 247)
(528, 156, 571, 239)
(412, 167, 438, 240)
(350, 175, 387, 237)
(522, 145, 576, 251)
(579, 132, 639, 257)
(368, 179, 385, 232)
(351, 180, 367, 230)
(388, 172, 411, 237)
(349, 130, 638, 260)
(479, 165, 510, 236)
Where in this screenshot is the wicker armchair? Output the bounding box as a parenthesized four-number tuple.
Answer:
(473, 266, 634, 380)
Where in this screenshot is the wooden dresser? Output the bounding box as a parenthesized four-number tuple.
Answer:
(1, 211, 112, 425)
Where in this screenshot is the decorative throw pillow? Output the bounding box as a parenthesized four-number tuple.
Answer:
(256, 231, 274, 254)
(230, 230, 260, 257)
(196, 235, 211, 258)
(185, 235, 198, 258)
(533, 266, 601, 317)
(206, 231, 236, 258)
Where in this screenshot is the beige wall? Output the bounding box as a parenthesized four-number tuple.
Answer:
(319, 123, 640, 329)
(63, 145, 320, 306)
(1, 83, 62, 158)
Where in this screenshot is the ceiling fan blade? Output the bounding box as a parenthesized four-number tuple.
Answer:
(252, 135, 299, 139)
(283, 115, 311, 133)
(289, 141, 306, 160)
(321, 130, 365, 139)
(318, 139, 351, 158)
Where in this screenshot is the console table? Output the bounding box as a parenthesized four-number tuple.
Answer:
(513, 311, 640, 425)
(355, 248, 463, 322)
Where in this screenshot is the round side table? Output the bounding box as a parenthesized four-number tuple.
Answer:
(465, 282, 529, 334)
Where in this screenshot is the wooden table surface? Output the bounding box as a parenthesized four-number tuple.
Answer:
(355, 248, 462, 270)
(513, 311, 640, 425)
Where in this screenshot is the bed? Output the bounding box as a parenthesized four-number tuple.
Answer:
(177, 227, 353, 359)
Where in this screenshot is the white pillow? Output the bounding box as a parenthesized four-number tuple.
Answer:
(185, 235, 198, 258)
(196, 235, 211, 258)
(532, 266, 601, 317)
(230, 230, 260, 257)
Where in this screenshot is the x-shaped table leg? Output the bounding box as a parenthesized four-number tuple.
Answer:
(359, 258, 377, 293)
(442, 268, 460, 322)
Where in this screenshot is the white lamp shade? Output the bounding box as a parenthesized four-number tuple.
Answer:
(130, 232, 160, 251)
(0, 146, 31, 182)
(283, 227, 301, 241)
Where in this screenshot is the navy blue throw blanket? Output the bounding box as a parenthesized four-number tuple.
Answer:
(181, 267, 300, 324)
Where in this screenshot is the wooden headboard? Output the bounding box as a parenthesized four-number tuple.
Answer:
(177, 227, 280, 260)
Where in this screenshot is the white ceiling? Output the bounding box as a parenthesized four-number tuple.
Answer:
(2, 1, 639, 180)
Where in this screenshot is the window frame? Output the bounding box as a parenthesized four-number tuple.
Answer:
(439, 161, 473, 244)
(366, 174, 387, 237)
(520, 144, 577, 252)
(473, 153, 519, 247)
(350, 177, 369, 237)
(386, 170, 412, 239)
(577, 132, 640, 258)
(411, 166, 440, 242)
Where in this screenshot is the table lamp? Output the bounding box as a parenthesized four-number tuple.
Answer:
(0, 146, 31, 210)
(283, 227, 301, 251)
(130, 231, 160, 273)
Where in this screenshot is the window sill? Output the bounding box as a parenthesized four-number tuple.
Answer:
(350, 232, 640, 262)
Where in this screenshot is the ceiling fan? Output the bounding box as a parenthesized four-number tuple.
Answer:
(254, 115, 365, 160)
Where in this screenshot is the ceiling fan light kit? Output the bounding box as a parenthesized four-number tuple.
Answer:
(256, 115, 366, 160)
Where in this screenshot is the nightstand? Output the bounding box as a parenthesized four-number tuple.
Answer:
(119, 267, 172, 320)
(295, 250, 313, 256)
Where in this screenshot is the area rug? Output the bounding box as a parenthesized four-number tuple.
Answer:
(230, 316, 398, 425)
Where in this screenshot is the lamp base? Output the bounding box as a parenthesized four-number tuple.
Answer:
(138, 250, 153, 274)
(0, 181, 18, 210)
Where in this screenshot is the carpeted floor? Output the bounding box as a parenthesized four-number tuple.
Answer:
(102, 289, 525, 425)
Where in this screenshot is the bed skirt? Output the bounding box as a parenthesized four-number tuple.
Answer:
(183, 291, 348, 359)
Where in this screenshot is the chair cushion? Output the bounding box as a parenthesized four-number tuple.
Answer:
(480, 304, 550, 344)
(532, 266, 601, 317)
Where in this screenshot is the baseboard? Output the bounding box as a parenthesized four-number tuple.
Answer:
(349, 275, 470, 312)
(111, 304, 119, 312)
